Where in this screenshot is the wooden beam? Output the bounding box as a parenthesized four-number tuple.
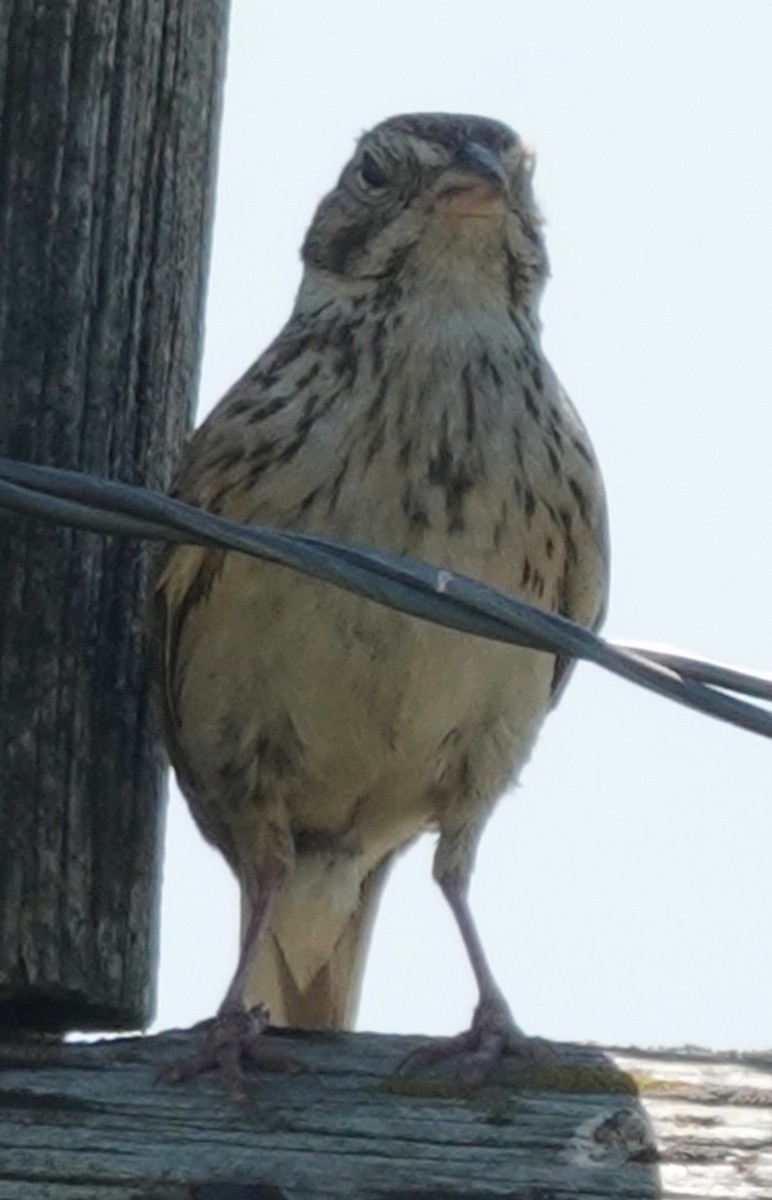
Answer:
(0, 1030, 770, 1196)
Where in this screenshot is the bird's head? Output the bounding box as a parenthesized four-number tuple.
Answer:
(301, 113, 547, 309)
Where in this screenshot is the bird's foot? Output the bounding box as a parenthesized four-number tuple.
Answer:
(400, 992, 555, 1086)
(160, 1003, 302, 1103)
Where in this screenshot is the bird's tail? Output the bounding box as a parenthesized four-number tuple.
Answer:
(243, 855, 394, 1030)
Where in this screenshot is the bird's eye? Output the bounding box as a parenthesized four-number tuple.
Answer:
(357, 151, 389, 191)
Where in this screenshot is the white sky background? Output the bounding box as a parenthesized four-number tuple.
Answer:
(155, 0, 772, 1052)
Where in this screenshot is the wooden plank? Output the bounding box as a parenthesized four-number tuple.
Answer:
(1, 1031, 770, 1196)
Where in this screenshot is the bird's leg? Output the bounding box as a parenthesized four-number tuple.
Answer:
(162, 856, 301, 1102)
(403, 866, 554, 1084)
(221, 856, 285, 1012)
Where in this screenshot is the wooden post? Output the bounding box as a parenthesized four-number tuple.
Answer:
(0, 0, 229, 1031)
(0, 1030, 770, 1197)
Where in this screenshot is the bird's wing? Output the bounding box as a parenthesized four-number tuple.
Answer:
(549, 392, 610, 705)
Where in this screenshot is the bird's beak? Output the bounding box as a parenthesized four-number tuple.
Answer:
(455, 143, 510, 194)
(433, 143, 510, 218)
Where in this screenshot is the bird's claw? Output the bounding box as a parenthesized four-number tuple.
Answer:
(400, 994, 556, 1085)
(160, 1004, 302, 1103)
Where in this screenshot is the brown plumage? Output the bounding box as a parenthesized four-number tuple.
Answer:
(154, 112, 609, 1096)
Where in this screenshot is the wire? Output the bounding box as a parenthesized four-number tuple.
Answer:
(617, 646, 772, 704)
(1, 454, 770, 738)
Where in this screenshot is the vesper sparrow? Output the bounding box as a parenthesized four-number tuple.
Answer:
(154, 113, 609, 1098)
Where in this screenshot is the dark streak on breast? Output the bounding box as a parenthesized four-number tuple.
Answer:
(523, 385, 540, 422)
(546, 444, 562, 476)
(367, 373, 390, 422)
(428, 411, 475, 532)
(568, 477, 590, 524)
(327, 453, 350, 513)
(246, 396, 288, 425)
(401, 482, 430, 529)
(571, 435, 594, 465)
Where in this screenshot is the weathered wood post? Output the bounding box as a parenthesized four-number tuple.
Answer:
(0, 0, 229, 1031)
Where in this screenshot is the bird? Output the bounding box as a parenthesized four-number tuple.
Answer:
(153, 112, 609, 1099)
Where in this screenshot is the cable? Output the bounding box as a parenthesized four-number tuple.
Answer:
(1, 455, 770, 738)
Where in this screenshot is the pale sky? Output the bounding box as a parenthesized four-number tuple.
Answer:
(155, 0, 772, 1053)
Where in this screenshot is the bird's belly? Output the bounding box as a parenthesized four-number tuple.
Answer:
(174, 534, 556, 867)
